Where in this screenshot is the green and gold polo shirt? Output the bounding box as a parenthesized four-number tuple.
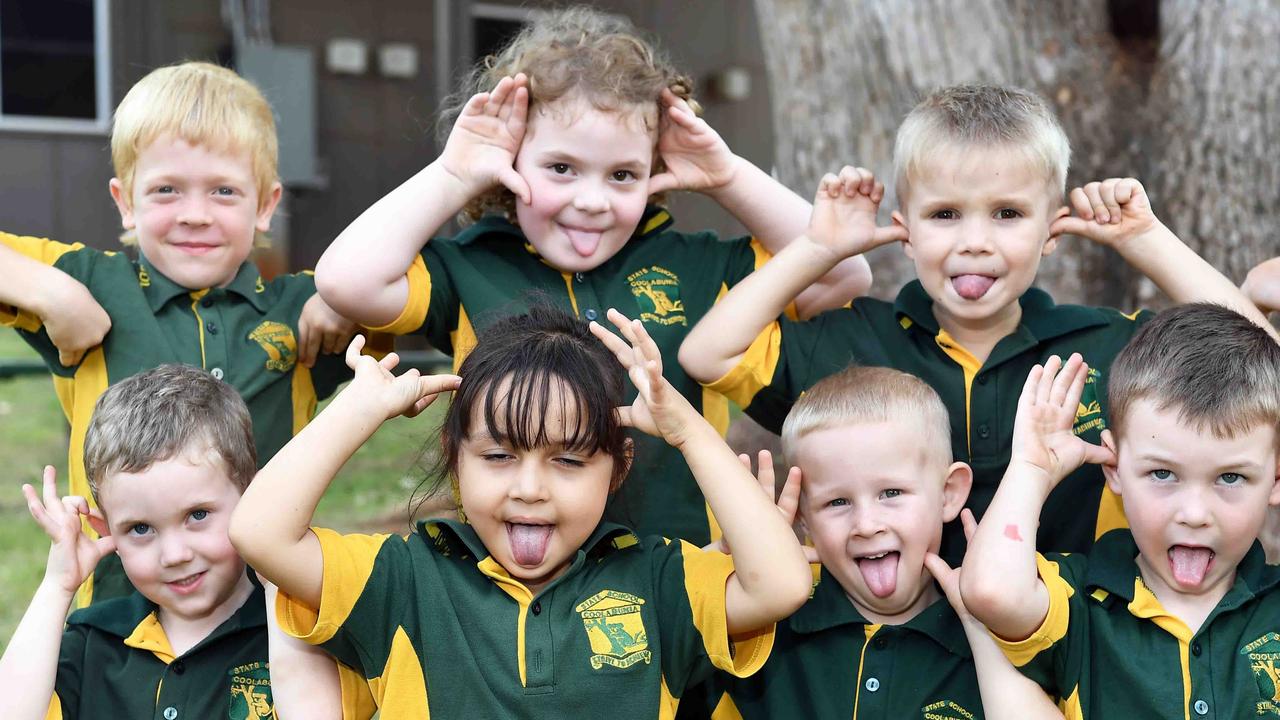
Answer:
(0, 232, 353, 604)
(709, 567, 981, 720)
(48, 584, 279, 720)
(278, 518, 775, 719)
(369, 207, 776, 546)
(708, 280, 1150, 561)
(1000, 530, 1280, 720)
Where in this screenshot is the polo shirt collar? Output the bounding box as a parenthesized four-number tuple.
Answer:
(138, 256, 268, 313)
(788, 567, 972, 658)
(892, 280, 1112, 342)
(454, 205, 674, 255)
(67, 578, 266, 648)
(418, 517, 639, 564)
(1086, 529, 1280, 605)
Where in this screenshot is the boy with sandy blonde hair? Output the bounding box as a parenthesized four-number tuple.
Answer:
(962, 304, 1280, 718)
(681, 84, 1275, 563)
(0, 61, 357, 603)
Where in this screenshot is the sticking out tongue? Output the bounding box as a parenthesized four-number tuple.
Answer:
(951, 274, 996, 300)
(1169, 545, 1214, 586)
(563, 227, 603, 258)
(857, 552, 900, 598)
(508, 523, 554, 567)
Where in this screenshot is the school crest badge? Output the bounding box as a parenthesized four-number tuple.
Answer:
(1072, 366, 1105, 435)
(1243, 633, 1280, 715)
(627, 266, 687, 326)
(248, 321, 297, 373)
(576, 590, 651, 669)
(228, 661, 275, 719)
(920, 699, 975, 719)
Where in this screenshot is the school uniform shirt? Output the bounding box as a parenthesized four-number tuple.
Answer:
(277, 518, 776, 719)
(1000, 530, 1280, 719)
(0, 232, 353, 603)
(709, 567, 981, 720)
(708, 280, 1151, 561)
(48, 584, 277, 720)
(369, 207, 777, 547)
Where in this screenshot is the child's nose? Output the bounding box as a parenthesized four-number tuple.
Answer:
(572, 184, 609, 214)
(509, 462, 550, 502)
(957, 218, 994, 253)
(177, 197, 214, 226)
(847, 507, 885, 538)
(159, 534, 196, 566)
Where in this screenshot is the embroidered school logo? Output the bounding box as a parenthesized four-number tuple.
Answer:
(248, 321, 297, 373)
(576, 590, 651, 669)
(1242, 632, 1280, 715)
(920, 699, 976, 720)
(228, 661, 275, 719)
(1072, 366, 1105, 435)
(627, 266, 687, 326)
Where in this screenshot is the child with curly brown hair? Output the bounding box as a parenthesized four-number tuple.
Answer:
(314, 6, 871, 547)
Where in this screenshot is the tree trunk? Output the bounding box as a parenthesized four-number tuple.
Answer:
(753, 0, 1277, 309)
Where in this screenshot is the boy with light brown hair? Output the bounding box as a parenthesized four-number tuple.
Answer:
(0, 61, 356, 603)
(680, 84, 1275, 562)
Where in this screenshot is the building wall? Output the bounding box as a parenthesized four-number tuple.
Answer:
(0, 1, 776, 271)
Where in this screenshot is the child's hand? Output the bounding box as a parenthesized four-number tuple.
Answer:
(806, 166, 908, 260)
(705, 450, 819, 561)
(590, 308, 702, 446)
(23, 466, 114, 597)
(924, 509, 979, 624)
(1009, 354, 1114, 486)
(298, 294, 357, 368)
(1052, 178, 1162, 249)
(648, 89, 738, 195)
(1242, 257, 1280, 317)
(438, 73, 531, 204)
(42, 278, 110, 367)
(343, 335, 461, 420)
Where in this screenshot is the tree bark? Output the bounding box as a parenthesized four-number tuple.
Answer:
(753, 0, 1278, 309)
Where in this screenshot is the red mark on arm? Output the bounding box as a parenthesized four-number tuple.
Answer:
(1003, 524, 1024, 542)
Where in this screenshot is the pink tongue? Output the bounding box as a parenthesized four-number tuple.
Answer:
(952, 274, 996, 300)
(1169, 546, 1213, 586)
(858, 552, 899, 598)
(509, 524, 554, 566)
(564, 228, 603, 258)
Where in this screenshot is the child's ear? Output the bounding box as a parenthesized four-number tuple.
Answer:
(255, 182, 284, 233)
(610, 438, 635, 494)
(891, 210, 914, 258)
(940, 461, 973, 522)
(1100, 429, 1122, 494)
(1268, 451, 1280, 506)
(1043, 205, 1070, 256)
(108, 178, 135, 229)
(87, 507, 111, 539)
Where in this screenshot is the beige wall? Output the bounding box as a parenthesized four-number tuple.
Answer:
(0, 1, 775, 270)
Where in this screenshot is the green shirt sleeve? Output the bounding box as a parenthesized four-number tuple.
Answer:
(52, 622, 90, 719)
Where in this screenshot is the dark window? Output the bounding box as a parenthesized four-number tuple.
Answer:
(472, 16, 525, 65)
(1, 0, 101, 121)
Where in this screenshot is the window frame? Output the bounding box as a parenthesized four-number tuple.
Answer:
(0, 0, 112, 135)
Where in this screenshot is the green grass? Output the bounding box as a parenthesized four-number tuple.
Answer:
(0, 331, 444, 651)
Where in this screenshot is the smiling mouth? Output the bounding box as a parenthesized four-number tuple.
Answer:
(166, 571, 206, 595)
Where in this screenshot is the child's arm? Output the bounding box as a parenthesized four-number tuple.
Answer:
(314, 75, 531, 328)
(229, 337, 460, 608)
(1242, 257, 1280, 316)
(960, 355, 1113, 641)
(1054, 178, 1278, 340)
(0, 242, 110, 366)
(648, 95, 873, 316)
(926, 511, 1064, 720)
(678, 167, 906, 383)
(0, 467, 115, 720)
(592, 310, 811, 632)
(263, 580, 355, 720)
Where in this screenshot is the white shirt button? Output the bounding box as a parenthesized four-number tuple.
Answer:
(865, 677, 880, 692)
(1193, 699, 1208, 715)
(210, 367, 224, 380)
(163, 708, 178, 720)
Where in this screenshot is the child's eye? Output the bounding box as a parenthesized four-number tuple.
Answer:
(153, 185, 175, 195)
(1150, 469, 1174, 482)
(995, 208, 1023, 220)
(128, 523, 152, 536)
(880, 489, 903, 500)
(555, 456, 587, 468)
(213, 186, 236, 196)
(827, 498, 849, 508)
(189, 509, 209, 521)
(482, 452, 513, 462)
(549, 163, 571, 175)
(1219, 472, 1245, 486)
(611, 170, 637, 183)
(929, 209, 957, 220)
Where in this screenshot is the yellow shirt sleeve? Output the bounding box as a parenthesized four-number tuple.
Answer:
(992, 553, 1075, 667)
(679, 541, 776, 678)
(276, 527, 392, 646)
(0, 232, 84, 331)
(367, 255, 432, 336)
